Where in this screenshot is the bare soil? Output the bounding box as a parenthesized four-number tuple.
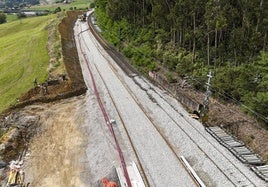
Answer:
(22, 97, 88, 187)
(0, 11, 88, 185)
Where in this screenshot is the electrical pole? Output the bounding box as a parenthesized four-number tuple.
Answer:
(201, 70, 213, 124)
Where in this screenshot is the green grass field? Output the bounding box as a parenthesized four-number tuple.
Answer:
(6, 14, 19, 22)
(30, 0, 91, 12)
(0, 15, 56, 112)
(0, 0, 92, 113)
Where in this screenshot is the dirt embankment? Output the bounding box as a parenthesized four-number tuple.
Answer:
(0, 11, 87, 165)
(59, 11, 86, 88)
(1, 11, 87, 118)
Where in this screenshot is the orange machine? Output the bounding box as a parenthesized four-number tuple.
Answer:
(101, 177, 117, 187)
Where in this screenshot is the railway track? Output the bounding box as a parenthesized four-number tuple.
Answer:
(133, 76, 259, 186)
(91, 15, 266, 187)
(74, 13, 265, 186)
(75, 18, 201, 186)
(94, 63, 205, 187)
(77, 16, 202, 186)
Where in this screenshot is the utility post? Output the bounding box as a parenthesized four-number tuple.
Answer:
(201, 70, 213, 124)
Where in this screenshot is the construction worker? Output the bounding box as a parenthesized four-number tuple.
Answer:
(33, 78, 37, 87)
(33, 78, 38, 93)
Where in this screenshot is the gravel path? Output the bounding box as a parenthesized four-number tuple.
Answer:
(74, 14, 267, 187)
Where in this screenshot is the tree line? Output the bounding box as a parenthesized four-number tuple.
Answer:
(0, 0, 39, 9)
(95, 0, 267, 124)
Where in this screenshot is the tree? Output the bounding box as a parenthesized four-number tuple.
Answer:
(90, 2, 95, 9)
(0, 13, 6, 24)
(17, 12, 26, 19)
(54, 7, 61, 13)
(95, 0, 268, 123)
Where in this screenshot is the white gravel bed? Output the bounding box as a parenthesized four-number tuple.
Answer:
(126, 75, 266, 186)
(80, 93, 119, 185)
(75, 20, 197, 186)
(74, 17, 267, 187)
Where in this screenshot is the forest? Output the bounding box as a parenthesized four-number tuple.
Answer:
(94, 0, 268, 124)
(0, 0, 39, 9)
(95, 0, 268, 124)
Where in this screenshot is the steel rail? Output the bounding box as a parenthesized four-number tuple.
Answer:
(104, 62, 200, 187)
(82, 20, 200, 186)
(136, 74, 259, 186)
(155, 91, 258, 186)
(93, 64, 150, 187)
(77, 29, 132, 187)
(78, 23, 149, 186)
(86, 12, 259, 187)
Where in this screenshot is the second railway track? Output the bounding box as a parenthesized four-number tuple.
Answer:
(74, 12, 266, 187)
(93, 63, 201, 187)
(78, 16, 201, 186)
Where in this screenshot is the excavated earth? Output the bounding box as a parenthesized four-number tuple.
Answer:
(0, 10, 267, 186)
(0, 11, 88, 185)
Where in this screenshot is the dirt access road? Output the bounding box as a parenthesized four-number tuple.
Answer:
(23, 97, 88, 186)
(21, 92, 119, 186)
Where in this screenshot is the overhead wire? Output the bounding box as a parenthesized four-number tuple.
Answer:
(189, 76, 268, 123)
(93, 13, 268, 123)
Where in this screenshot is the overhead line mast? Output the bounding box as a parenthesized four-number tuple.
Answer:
(201, 70, 213, 124)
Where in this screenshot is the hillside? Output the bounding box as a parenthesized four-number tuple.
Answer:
(0, 10, 86, 160)
(0, 16, 55, 112)
(0, 0, 39, 9)
(94, 0, 268, 125)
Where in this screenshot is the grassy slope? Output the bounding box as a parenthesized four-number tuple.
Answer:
(0, 15, 56, 112)
(30, 0, 90, 11)
(6, 14, 18, 22)
(0, 0, 91, 113)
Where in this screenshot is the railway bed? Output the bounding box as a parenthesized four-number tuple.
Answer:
(73, 11, 267, 186)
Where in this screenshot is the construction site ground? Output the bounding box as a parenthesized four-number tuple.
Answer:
(0, 11, 267, 186)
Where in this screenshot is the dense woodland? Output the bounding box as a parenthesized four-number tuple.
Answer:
(94, 0, 268, 124)
(0, 0, 39, 9)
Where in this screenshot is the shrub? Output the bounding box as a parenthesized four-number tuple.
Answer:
(0, 13, 6, 24)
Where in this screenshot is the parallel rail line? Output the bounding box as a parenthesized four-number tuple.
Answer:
(94, 62, 201, 187)
(77, 29, 132, 187)
(78, 22, 150, 187)
(94, 64, 150, 187)
(81, 17, 201, 186)
(135, 74, 258, 186)
(84, 13, 260, 187)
